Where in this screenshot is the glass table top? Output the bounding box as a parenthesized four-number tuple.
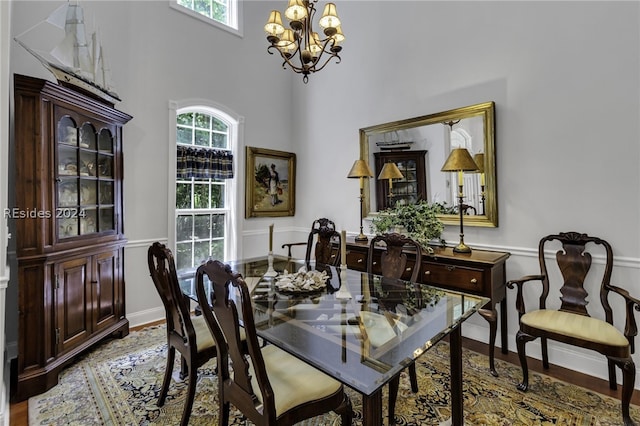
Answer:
(179, 256, 488, 396)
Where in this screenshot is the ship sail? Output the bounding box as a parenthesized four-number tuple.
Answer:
(14, 1, 121, 103)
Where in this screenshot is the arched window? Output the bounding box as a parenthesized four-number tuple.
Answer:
(170, 102, 242, 272)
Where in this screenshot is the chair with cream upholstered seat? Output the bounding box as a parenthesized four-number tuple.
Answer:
(368, 232, 422, 425)
(507, 232, 639, 426)
(147, 242, 217, 426)
(195, 258, 353, 426)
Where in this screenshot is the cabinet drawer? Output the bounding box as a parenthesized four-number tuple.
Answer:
(421, 261, 485, 294)
(346, 250, 367, 271)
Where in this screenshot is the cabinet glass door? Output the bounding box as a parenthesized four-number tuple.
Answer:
(393, 159, 419, 206)
(56, 118, 116, 239)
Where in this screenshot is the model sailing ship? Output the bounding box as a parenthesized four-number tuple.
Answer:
(14, 1, 120, 104)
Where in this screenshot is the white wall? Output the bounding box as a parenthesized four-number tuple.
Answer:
(292, 1, 640, 385)
(5, 0, 640, 391)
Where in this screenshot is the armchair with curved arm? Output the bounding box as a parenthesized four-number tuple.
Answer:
(507, 232, 639, 426)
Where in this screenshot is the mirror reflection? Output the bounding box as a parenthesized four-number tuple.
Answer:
(360, 101, 497, 227)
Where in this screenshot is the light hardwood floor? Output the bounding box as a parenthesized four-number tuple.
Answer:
(9, 328, 640, 425)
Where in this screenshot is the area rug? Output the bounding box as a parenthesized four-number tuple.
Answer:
(29, 325, 640, 425)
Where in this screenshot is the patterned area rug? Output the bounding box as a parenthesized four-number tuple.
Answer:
(29, 325, 640, 425)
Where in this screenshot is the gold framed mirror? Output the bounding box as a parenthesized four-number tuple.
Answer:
(359, 101, 497, 227)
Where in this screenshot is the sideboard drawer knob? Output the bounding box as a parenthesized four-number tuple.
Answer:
(424, 270, 431, 275)
(470, 278, 477, 284)
(373, 261, 377, 265)
(446, 265, 455, 271)
(357, 258, 363, 263)
(406, 267, 412, 271)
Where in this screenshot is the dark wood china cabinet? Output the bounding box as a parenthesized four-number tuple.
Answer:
(11, 74, 131, 401)
(374, 150, 427, 210)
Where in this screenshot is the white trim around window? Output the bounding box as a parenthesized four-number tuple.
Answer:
(168, 99, 245, 262)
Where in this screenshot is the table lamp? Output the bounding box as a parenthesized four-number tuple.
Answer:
(377, 162, 404, 208)
(441, 148, 479, 253)
(347, 159, 374, 242)
(473, 153, 485, 215)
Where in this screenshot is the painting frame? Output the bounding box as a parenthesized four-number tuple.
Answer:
(245, 146, 296, 218)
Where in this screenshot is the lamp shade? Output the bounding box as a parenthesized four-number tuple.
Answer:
(473, 153, 485, 173)
(264, 10, 285, 36)
(377, 162, 404, 180)
(285, 0, 307, 21)
(319, 3, 340, 30)
(441, 148, 479, 172)
(347, 159, 374, 178)
(332, 25, 345, 43)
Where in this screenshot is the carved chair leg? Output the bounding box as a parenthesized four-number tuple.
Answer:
(607, 358, 618, 390)
(541, 336, 549, 369)
(610, 356, 637, 426)
(158, 345, 175, 406)
(408, 362, 419, 393)
(516, 330, 536, 392)
(337, 393, 353, 426)
(219, 398, 230, 426)
(180, 361, 197, 426)
(179, 355, 189, 380)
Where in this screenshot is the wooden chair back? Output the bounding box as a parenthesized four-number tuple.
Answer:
(536, 232, 615, 322)
(306, 218, 341, 266)
(282, 218, 341, 266)
(368, 232, 422, 283)
(147, 242, 196, 350)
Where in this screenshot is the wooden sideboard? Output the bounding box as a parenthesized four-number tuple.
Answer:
(344, 239, 510, 376)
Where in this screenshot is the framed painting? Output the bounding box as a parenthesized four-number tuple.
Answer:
(245, 147, 296, 218)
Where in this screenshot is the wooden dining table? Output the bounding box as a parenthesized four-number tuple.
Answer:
(179, 255, 488, 426)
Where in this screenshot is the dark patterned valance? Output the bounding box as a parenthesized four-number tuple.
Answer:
(177, 145, 234, 179)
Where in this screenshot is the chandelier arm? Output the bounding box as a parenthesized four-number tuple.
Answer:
(308, 53, 341, 73)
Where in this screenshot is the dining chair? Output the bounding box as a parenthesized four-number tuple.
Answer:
(507, 232, 639, 426)
(195, 259, 353, 426)
(281, 217, 341, 267)
(367, 232, 423, 425)
(147, 242, 217, 426)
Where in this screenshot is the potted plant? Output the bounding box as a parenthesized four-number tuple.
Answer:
(370, 201, 446, 253)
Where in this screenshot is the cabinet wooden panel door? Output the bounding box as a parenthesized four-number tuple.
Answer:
(92, 249, 122, 332)
(56, 257, 91, 354)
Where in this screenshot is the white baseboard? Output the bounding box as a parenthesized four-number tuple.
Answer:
(461, 321, 640, 390)
(126, 306, 165, 329)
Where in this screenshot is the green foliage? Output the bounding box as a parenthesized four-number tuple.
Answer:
(255, 163, 270, 188)
(370, 201, 445, 251)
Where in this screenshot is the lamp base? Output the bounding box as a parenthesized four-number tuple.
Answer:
(354, 234, 368, 243)
(453, 242, 472, 254)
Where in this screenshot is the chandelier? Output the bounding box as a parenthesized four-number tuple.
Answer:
(264, 0, 344, 83)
